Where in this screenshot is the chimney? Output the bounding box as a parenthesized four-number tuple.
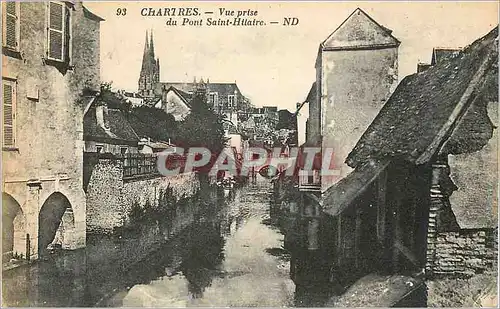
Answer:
(96, 105, 109, 131)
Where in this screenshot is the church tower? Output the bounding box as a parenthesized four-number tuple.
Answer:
(138, 30, 160, 98)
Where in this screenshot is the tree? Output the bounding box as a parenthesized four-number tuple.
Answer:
(128, 106, 177, 142)
(175, 88, 227, 154)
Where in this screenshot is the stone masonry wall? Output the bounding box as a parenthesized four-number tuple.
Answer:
(121, 172, 200, 223)
(86, 157, 200, 234)
(2, 2, 101, 259)
(432, 229, 498, 278)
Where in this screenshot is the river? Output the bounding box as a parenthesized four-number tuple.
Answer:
(2, 177, 296, 307)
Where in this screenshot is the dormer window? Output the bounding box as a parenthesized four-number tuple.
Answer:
(2, 1, 20, 52)
(46, 1, 72, 63)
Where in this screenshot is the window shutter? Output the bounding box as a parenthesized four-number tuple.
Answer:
(3, 83, 15, 147)
(48, 2, 64, 61)
(4, 2, 18, 49)
(64, 4, 71, 63)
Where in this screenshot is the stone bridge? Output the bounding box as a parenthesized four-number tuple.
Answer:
(2, 176, 86, 262)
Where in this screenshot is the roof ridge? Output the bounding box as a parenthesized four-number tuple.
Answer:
(321, 7, 400, 48)
(433, 47, 463, 50)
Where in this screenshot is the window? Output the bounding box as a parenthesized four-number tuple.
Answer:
(209, 93, 217, 106)
(228, 95, 235, 108)
(120, 147, 128, 155)
(2, 79, 16, 148)
(96, 145, 103, 153)
(46, 1, 71, 62)
(2, 1, 20, 51)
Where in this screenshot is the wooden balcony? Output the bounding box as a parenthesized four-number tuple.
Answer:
(298, 169, 321, 192)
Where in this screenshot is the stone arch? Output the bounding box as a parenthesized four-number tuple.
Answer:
(38, 192, 75, 257)
(2, 193, 27, 260)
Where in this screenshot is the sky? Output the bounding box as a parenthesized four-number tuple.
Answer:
(84, 1, 498, 111)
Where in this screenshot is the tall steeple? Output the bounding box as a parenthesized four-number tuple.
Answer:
(138, 29, 160, 99)
(141, 30, 149, 71)
(149, 29, 155, 60)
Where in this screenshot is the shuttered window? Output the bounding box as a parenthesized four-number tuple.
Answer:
(2, 80, 16, 147)
(2, 1, 20, 50)
(47, 1, 71, 62)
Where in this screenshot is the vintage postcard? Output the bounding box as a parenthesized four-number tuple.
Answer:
(1, 0, 498, 307)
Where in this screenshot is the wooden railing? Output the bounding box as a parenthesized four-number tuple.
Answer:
(119, 153, 159, 178)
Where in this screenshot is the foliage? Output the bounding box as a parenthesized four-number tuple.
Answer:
(128, 201, 144, 223)
(128, 106, 177, 141)
(239, 96, 254, 112)
(97, 83, 226, 153)
(174, 89, 228, 154)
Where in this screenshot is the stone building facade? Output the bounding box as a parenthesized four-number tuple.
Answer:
(305, 8, 400, 191)
(2, 1, 102, 260)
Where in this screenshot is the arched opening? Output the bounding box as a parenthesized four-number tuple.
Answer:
(38, 192, 75, 257)
(2, 193, 27, 260)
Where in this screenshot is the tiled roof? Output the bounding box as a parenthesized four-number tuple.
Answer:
(84, 108, 139, 145)
(347, 27, 498, 168)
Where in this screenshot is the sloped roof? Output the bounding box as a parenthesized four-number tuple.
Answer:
(322, 159, 390, 216)
(83, 5, 105, 22)
(292, 82, 316, 117)
(84, 108, 139, 145)
(347, 27, 498, 168)
(305, 82, 316, 103)
(165, 86, 192, 108)
(139, 139, 174, 150)
(321, 8, 400, 51)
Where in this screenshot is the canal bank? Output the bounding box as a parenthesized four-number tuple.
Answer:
(2, 176, 296, 307)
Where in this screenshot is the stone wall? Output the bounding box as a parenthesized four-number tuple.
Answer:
(320, 46, 398, 189)
(431, 229, 497, 278)
(85, 157, 200, 234)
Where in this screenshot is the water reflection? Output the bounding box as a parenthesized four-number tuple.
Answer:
(2, 177, 295, 307)
(115, 179, 295, 307)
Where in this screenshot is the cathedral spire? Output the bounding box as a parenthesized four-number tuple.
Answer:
(138, 29, 160, 98)
(149, 29, 155, 60)
(141, 30, 149, 71)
